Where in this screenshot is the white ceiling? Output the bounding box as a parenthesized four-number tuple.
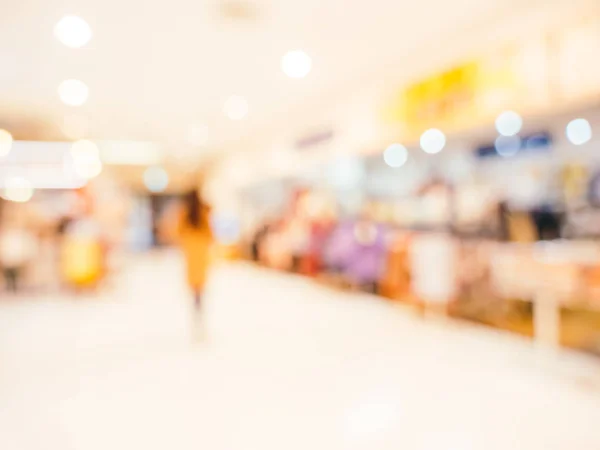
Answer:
(0, 0, 561, 161)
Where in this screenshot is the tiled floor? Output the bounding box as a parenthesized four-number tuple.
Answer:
(1, 251, 599, 449)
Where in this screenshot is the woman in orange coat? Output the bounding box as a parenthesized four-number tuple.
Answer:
(178, 189, 213, 312)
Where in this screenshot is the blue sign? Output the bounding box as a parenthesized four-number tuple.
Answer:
(475, 131, 552, 159)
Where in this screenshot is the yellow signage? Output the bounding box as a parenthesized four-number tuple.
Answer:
(383, 47, 522, 139)
(403, 62, 479, 131)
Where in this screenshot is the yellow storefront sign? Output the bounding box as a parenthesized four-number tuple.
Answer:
(383, 47, 520, 139)
(403, 62, 478, 131)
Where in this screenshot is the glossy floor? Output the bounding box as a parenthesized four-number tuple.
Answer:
(1, 252, 599, 449)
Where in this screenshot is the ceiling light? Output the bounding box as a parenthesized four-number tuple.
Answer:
(54, 15, 92, 48)
(281, 50, 312, 79)
(144, 166, 169, 193)
(420, 128, 446, 154)
(74, 156, 103, 179)
(187, 124, 208, 146)
(223, 96, 248, 120)
(58, 79, 89, 106)
(99, 141, 163, 166)
(70, 139, 99, 159)
(383, 144, 408, 168)
(495, 111, 523, 137)
(2, 177, 34, 203)
(71, 140, 102, 179)
(0, 129, 13, 157)
(566, 118, 592, 146)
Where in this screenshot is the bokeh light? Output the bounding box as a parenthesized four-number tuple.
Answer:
(2, 177, 34, 203)
(495, 110, 523, 137)
(281, 50, 312, 79)
(383, 144, 408, 168)
(328, 157, 366, 190)
(58, 79, 89, 106)
(71, 140, 102, 179)
(566, 118, 592, 146)
(420, 128, 446, 154)
(74, 156, 103, 179)
(0, 129, 13, 157)
(223, 96, 249, 120)
(495, 135, 521, 157)
(144, 166, 169, 192)
(54, 15, 92, 48)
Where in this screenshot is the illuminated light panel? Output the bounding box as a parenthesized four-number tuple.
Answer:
(73, 155, 103, 179)
(99, 141, 163, 165)
(2, 176, 34, 202)
(70, 139, 99, 159)
(70, 140, 102, 179)
(0, 129, 13, 157)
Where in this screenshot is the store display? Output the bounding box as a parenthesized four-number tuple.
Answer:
(240, 37, 600, 354)
(410, 233, 458, 304)
(61, 218, 105, 288)
(379, 231, 413, 301)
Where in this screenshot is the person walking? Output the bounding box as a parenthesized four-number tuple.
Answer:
(177, 189, 214, 338)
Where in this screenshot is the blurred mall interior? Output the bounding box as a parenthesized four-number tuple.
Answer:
(1, 0, 600, 448)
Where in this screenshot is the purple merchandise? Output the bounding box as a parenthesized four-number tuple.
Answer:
(346, 222, 387, 284)
(323, 220, 387, 284)
(323, 221, 358, 270)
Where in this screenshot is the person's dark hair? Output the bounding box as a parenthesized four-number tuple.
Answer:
(184, 189, 207, 229)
